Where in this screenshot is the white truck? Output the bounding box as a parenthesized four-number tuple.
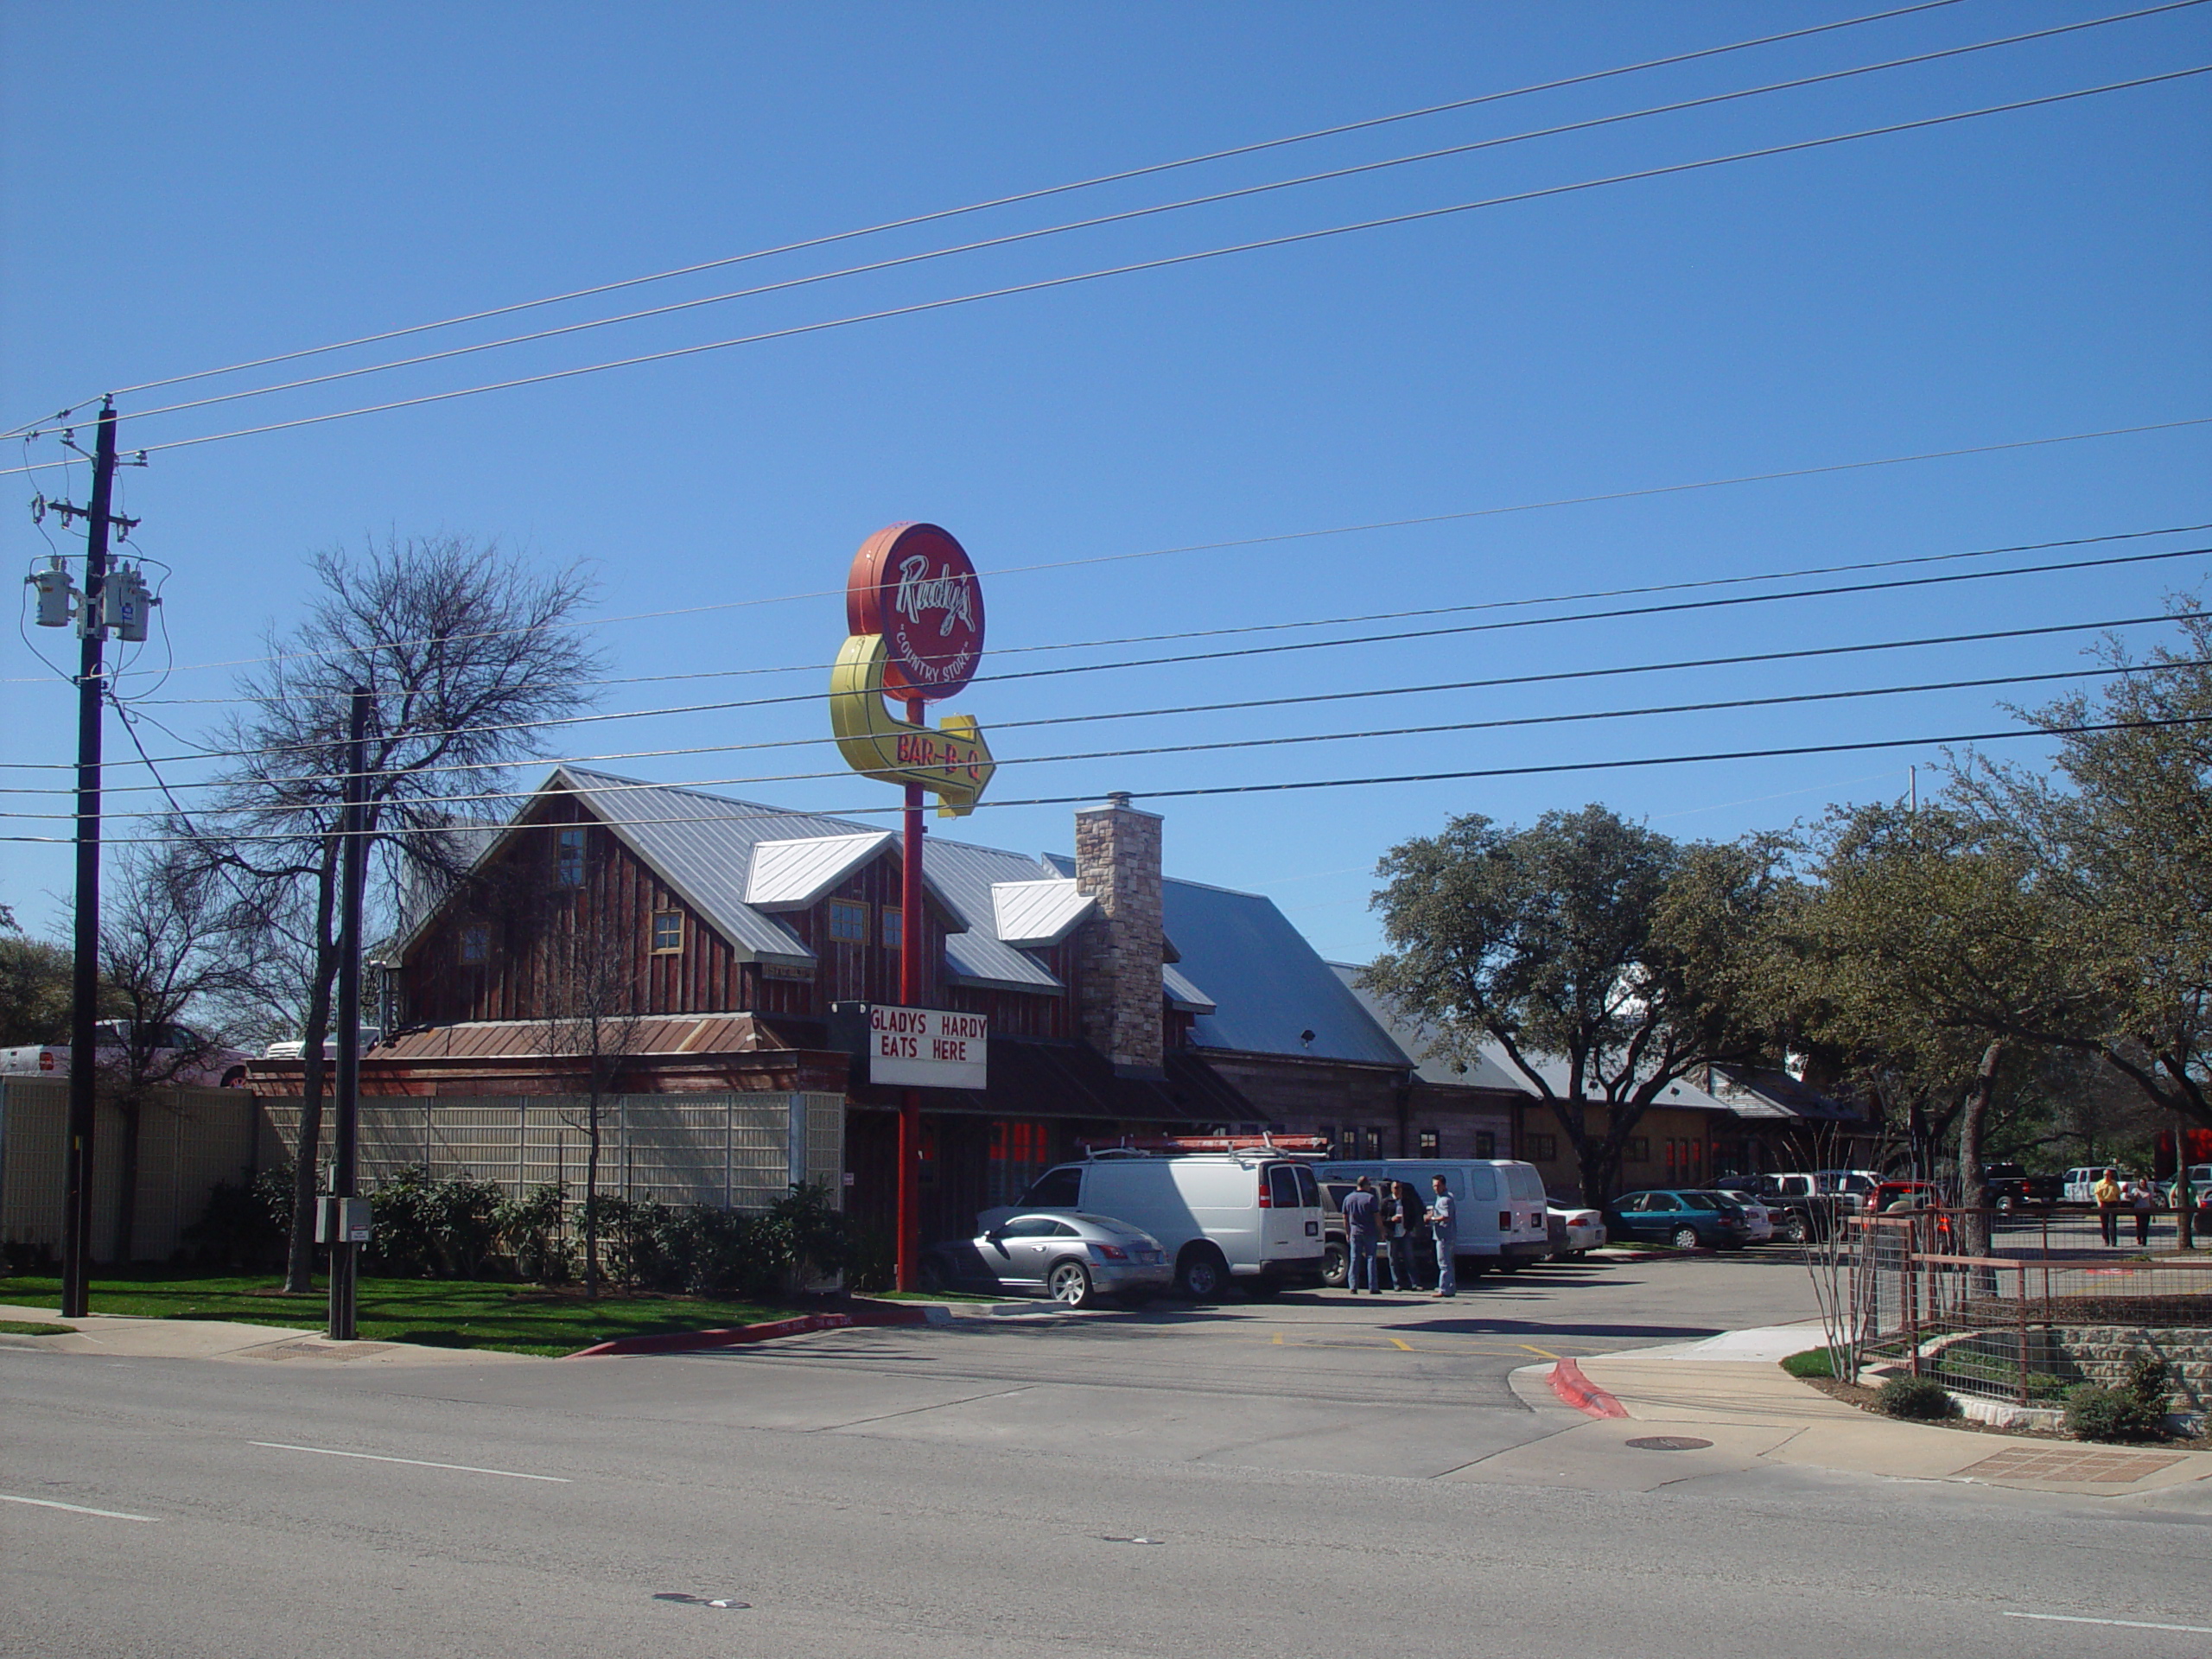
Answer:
(0, 1020, 251, 1088)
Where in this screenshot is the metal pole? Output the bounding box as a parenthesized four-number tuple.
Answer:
(328, 687, 369, 1340)
(897, 700, 926, 1291)
(60, 401, 120, 1320)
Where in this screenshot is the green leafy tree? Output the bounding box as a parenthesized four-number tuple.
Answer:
(1366, 804, 1787, 1205)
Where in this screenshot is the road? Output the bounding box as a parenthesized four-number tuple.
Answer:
(4, 1251, 2208, 1657)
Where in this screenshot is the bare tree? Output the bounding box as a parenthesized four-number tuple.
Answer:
(97, 848, 265, 1262)
(540, 904, 645, 1298)
(193, 536, 601, 1291)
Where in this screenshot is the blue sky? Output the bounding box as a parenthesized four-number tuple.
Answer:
(3, 1, 2207, 962)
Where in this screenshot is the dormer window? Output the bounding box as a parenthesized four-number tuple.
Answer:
(459, 923, 490, 965)
(828, 900, 868, 943)
(880, 906, 903, 950)
(651, 911, 683, 954)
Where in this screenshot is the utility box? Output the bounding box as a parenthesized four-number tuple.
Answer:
(315, 1196, 372, 1245)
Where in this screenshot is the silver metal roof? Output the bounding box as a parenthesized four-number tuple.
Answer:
(746, 833, 893, 909)
(1162, 879, 1407, 1066)
(1327, 965, 1528, 1090)
(990, 879, 1096, 948)
(1162, 963, 1217, 1014)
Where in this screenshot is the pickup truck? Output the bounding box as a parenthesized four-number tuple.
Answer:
(0, 1020, 251, 1088)
(1981, 1162, 2063, 1212)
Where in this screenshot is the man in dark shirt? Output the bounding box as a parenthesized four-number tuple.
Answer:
(1341, 1176, 1382, 1294)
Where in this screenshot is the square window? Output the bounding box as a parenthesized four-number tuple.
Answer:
(1417, 1129, 1440, 1159)
(459, 923, 489, 966)
(1363, 1128, 1383, 1160)
(1626, 1137, 1651, 1164)
(880, 906, 902, 950)
(1474, 1130, 1497, 1159)
(556, 826, 587, 888)
(651, 911, 683, 954)
(828, 900, 868, 943)
(1529, 1133, 1558, 1161)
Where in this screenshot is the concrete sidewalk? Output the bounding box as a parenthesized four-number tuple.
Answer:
(1463, 1319, 2212, 1500)
(0, 1302, 539, 1366)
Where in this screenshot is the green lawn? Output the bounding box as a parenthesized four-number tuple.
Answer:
(0, 1269, 785, 1357)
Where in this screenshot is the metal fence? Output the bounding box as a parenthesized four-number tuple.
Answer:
(1851, 1211, 2212, 1408)
(0, 1077, 261, 1262)
(256, 1091, 846, 1215)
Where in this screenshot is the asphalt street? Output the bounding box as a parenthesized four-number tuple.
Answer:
(5, 1251, 2208, 1658)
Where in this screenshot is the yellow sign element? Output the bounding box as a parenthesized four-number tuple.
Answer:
(830, 632, 995, 817)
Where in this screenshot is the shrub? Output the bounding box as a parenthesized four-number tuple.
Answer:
(1875, 1376, 1959, 1421)
(2064, 1358, 2172, 1443)
(494, 1182, 570, 1284)
(181, 1159, 298, 1268)
(366, 1166, 502, 1280)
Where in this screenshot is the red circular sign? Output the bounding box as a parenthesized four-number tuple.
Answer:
(846, 522, 986, 701)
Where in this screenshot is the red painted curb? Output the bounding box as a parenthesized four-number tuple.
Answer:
(566, 1306, 930, 1358)
(1548, 1357, 1630, 1419)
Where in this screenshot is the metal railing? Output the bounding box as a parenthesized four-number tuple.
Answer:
(1849, 1210, 2212, 1408)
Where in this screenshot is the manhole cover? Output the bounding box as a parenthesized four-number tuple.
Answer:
(653, 1593, 750, 1608)
(1625, 1435, 1713, 1451)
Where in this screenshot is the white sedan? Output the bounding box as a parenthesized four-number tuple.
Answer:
(1714, 1188, 1777, 1242)
(1547, 1202, 1606, 1256)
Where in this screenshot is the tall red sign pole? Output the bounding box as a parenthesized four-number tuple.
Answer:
(900, 712, 925, 1290)
(836, 523, 988, 1294)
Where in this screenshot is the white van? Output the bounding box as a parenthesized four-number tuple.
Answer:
(1318, 1159, 1552, 1278)
(979, 1149, 1328, 1300)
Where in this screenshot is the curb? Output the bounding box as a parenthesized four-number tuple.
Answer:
(566, 1306, 940, 1358)
(1548, 1357, 1630, 1419)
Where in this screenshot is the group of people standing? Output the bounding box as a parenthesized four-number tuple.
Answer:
(1337, 1174, 1460, 1297)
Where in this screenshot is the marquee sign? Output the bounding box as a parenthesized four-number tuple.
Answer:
(854, 1004, 989, 1090)
(830, 523, 995, 817)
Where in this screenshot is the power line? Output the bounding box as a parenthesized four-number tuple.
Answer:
(11, 540, 2204, 776)
(3, 604, 2186, 798)
(11, 653, 2191, 826)
(26, 416, 2203, 689)
(90, 519, 2212, 705)
(7, 63, 2202, 480)
(5, 0, 1971, 435)
(10, 712, 2202, 846)
(98, 4, 2196, 434)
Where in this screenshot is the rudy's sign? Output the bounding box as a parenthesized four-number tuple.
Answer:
(829, 523, 995, 817)
(857, 1004, 988, 1090)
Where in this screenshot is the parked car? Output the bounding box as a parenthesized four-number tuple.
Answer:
(1871, 1179, 1947, 1213)
(261, 1027, 384, 1060)
(982, 1147, 1327, 1300)
(1604, 1189, 1752, 1251)
(1981, 1162, 2063, 1212)
(0, 1020, 251, 1088)
(1546, 1200, 1605, 1256)
(1318, 1158, 1553, 1282)
(1711, 1188, 1775, 1242)
(919, 1212, 1173, 1307)
(2160, 1165, 2212, 1207)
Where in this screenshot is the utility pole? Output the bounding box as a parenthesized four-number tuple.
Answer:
(327, 686, 371, 1340)
(59, 401, 124, 1319)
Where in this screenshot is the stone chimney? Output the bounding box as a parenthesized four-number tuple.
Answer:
(1074, 792, 1164, 1077)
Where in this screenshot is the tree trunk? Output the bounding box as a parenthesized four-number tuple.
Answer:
(1957, 1041, 2001, 1260)
(112, 1091, 143, 1264)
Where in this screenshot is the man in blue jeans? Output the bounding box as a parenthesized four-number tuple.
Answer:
(1429, 1174, 1458, 1297)
(1341, 1176, 1382, 1293)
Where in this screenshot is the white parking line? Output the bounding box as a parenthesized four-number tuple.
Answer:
(1, 1492, 159, 1522)
(2003, 1612, 2212, 1635)
(249, 1442, 569, 1482)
